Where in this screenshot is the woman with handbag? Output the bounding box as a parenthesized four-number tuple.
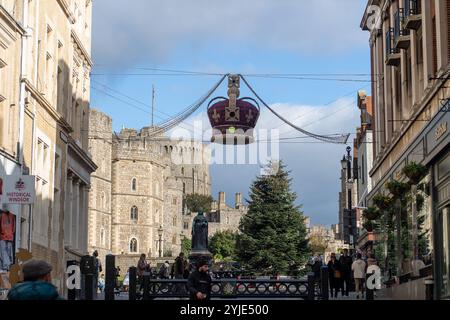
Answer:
(327, 253, 343, 298)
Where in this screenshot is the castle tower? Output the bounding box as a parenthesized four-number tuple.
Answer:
(88, 109, 113, 266)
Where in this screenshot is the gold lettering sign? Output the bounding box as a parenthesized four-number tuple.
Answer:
(435, 122, 448, 141)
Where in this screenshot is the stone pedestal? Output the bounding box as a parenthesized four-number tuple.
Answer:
(188, 250, 212, 271)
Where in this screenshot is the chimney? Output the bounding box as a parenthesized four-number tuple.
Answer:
(235, 193, 242, 209)
(218, 192, 226, 210)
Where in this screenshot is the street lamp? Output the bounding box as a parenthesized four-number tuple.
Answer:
(341, 146, 352, 181)
(158, 226, 163, 258)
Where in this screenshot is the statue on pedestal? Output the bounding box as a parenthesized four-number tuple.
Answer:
(189, 210, 212, 270)
(192, 211, 209, 252)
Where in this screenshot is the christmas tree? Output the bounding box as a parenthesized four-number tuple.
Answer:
(236, 161, 309, 276)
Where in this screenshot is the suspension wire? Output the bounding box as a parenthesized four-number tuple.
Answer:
(145, 74, 228, 137)
(239, 75, 350, 144)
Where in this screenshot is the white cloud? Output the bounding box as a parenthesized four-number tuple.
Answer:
(92, 0, 368, 68)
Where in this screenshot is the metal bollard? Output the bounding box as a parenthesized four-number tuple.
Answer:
(425, 279, 434, 300)
(307, 272, 316, 300)
(80, 255, 95, 300)
(66, 260, 79, 300)
(105, 254, 115, 300)
(129, 267, 137, 301)
(320, 266, 329, 300)
(366, 272, 374, 300)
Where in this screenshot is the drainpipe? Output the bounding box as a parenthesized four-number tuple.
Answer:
(18, 0, 31, 251)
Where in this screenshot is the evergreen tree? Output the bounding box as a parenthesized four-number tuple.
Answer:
(209, 231, 237, 261)
(236, 161, 309, 276)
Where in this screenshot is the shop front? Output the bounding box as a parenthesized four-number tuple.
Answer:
(366, 103, 449, 299)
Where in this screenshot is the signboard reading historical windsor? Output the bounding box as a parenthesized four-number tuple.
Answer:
(0, 176, 36, 205)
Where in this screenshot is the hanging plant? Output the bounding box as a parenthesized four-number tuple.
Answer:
(373, 194, 393, 211)
(402, 162, 427, 185)
(363, 206, 381, 221)
(363, 221, 374, 232)
(386, 180, 409, 199)
(416, 194, 425, 212)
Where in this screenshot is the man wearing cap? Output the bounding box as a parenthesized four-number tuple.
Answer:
(187, 259, 212, 301)
(7, 260, 64, 300)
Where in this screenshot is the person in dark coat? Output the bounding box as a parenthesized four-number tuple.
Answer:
(339, 249, 354, 296)
(310, 257, 322, 286)
(187, 259, 212, 301)
(327, 253, 343, 298)
(8, 260, 64, 300)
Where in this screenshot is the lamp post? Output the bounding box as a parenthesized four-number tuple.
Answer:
(341, 147, 356, 252)
(158, 226, 163, 258)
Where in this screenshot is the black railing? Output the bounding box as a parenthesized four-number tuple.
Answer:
(141, 278, 314, 300)
(386, 28, 400, 56)
(404, 0, 421, 16)
(394, 9, 409, 39)
(126, 266, 331, 300)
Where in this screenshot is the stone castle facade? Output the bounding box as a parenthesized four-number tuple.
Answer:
(88, 109, 247, 270)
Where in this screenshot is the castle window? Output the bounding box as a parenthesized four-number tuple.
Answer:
(181, 167, 185, 175)
(173, 217, 177, 227)
(131, 178, 137, 191)
(183, 222, 189, 230)
(130, 238, 138, 253)
(172, 235, 177, 244)
(131, 206, 138, 221)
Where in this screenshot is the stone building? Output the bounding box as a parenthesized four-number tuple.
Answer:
(1, 0, 95, 293)
(88, 109, 246, 270)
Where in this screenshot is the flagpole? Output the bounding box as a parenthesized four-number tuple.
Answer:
(152, 85, 155, 127)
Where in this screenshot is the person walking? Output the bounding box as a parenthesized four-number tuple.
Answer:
(174, 252, 185, 279)
(327, 253, 343, 298)
(339, 249, 353, 296)
(8, 260, 64, 300)
(187, 259, 212, 301)
(312, 257, 322, 286)
(92, 250, 102, 297)
(352, 253, 366, 299)
(137, 254, 148, 292)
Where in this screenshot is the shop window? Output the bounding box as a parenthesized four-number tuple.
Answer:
(442, 207, 450, 298)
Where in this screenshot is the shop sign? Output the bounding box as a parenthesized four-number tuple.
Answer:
(0, 176, 36, 205)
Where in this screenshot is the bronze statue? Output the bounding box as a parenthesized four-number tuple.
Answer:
(191, 210, 208, 252)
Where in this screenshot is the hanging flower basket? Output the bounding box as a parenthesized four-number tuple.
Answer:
(416, 194, 425, 211)
(402, 162, 428, 185)
(386, 180, 409, 199)
(363, 221, 374, 232)
(373, 194, 393, 211)
(363, 207, 381, 221)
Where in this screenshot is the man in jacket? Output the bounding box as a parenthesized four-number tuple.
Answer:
(187, 259, 212, 301)
(351, 253, 367, 299)
(8, 260, 64, 300)
(339, 249, 353, 296)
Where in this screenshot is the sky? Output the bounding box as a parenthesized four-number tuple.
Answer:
(90, 0, 371, 227)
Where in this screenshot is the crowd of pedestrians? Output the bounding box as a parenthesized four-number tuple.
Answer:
(310, 249, 378, 299)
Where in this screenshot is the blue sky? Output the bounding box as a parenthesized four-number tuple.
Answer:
(90, 0, 371, 227)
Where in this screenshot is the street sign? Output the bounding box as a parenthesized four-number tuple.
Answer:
(0, 175, 36, 205)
